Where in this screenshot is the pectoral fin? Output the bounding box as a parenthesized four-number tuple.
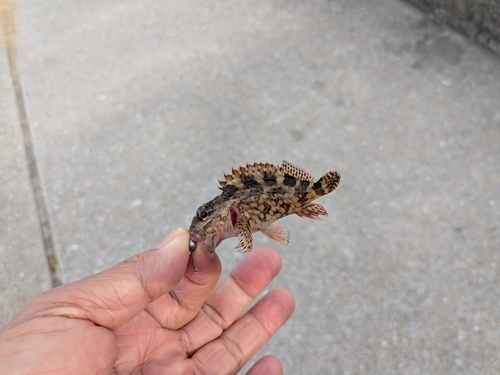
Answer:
(262, 221, 290, 246)
(296, 203, 328, 220)
(235, 217, 253, 253)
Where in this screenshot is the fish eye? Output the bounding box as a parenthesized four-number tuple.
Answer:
(198, 210, 209, 220)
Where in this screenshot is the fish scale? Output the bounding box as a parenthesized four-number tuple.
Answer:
(189, 160, 341, 253)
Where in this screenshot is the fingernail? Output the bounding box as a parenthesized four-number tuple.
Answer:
(158, 227, 187, 247)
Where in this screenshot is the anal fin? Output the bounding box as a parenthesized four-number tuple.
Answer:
(296, 203, 328, 220)
(262, 221, 290, 246)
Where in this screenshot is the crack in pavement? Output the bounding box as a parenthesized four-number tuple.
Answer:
(1, 0, 62, 287)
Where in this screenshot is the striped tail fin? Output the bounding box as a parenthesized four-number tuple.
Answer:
(312, 170, 340, 196)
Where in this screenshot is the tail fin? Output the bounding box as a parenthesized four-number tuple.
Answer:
(312, 170, 340, 196)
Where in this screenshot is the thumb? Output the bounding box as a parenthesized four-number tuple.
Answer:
(24, 228, 191, 329)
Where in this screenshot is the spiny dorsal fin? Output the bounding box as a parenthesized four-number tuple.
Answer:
(281, 160, 315, 182)
(219, 162, 281, 188)
(219, 160, 318, 188)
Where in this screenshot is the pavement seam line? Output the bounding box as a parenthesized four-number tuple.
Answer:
(2, 1, 62, 287)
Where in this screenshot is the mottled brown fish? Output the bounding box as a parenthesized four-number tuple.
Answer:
(188, 161, 340, 253)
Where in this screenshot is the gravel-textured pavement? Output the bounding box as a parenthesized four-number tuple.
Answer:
(1, 0, 500, 373)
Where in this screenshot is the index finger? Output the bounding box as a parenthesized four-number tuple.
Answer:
(144, 240, 222, 329)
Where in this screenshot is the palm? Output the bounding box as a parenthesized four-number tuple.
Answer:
(0, 230, 294, 375)
(113, 310, 193, 374)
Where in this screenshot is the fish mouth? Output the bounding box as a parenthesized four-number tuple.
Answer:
(188, 228, 222, 253)
(188, 228, 206, 244)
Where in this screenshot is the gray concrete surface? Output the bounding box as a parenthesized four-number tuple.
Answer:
(0, 47, 52, 324)
(1, 0, 500, 373)
(404, 0, 500, 56)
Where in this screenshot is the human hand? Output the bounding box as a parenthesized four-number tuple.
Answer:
(0, 228, 294, 375)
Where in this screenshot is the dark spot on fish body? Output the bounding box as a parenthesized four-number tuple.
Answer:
(222, 184, 239, 198)
(296, 191, 309, 203)
(315, 188, 325, 196)
(270, 186, 286, 195)
(312, 180, 322, 190)
(243, 178, 259, 188)
(260, 202, 273, 215)
(299, 180, 310, 192)
(264, 176, 277, 186)
(279, 202, 291, 213)
(243, 177, 264, 193)
(283, 175, 297, 187)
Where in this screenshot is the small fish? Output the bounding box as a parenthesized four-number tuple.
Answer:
(188, 161, 340, 253)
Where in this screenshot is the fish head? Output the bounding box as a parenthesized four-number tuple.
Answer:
(188, 197, 238, 252)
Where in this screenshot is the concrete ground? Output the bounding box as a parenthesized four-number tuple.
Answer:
(404, 0, 500, 56)
(1, 0, 500, 373)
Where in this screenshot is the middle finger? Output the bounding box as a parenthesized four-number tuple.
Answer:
(178, 247, 282, 354)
